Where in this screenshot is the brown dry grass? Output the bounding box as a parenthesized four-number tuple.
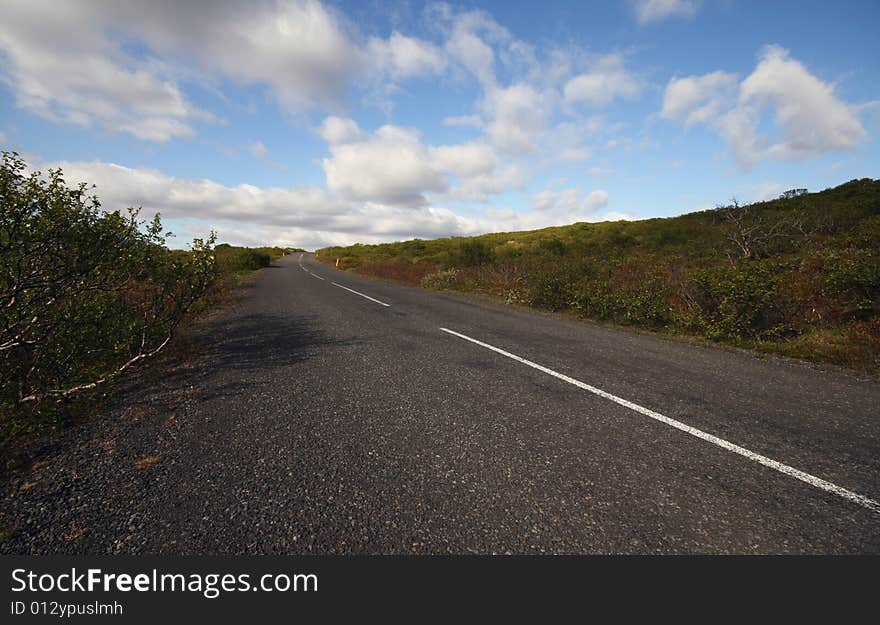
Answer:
(353, 260, 435, 286)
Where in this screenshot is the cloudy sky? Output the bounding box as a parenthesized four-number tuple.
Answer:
(1, 0, 878, 249)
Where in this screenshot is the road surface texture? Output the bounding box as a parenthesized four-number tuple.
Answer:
(2, 254, 879, 554)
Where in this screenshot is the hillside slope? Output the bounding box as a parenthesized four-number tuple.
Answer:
(317, 179, 880, 373)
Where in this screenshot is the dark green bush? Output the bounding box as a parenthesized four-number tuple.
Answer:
(536, 237, 566, 256)
(689, 260, 795, 340)
(822, 249, 880, 319)
(1, 152, 216, 436)
(215, 245, 271, 272)
(457, 239, 495, 267)
(529, 273, 574, 311)
(572, 281, 617, 320)
(618, 276, 672, 327)
(573, 274, 671, 328)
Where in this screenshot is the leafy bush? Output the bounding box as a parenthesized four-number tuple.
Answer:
(617, 275, 672, 327)
(529, 273, 573, 311)
(689, 260, 795, 340)
(536, 237, 566, 256)
(822, 249, 880, 319)
(215, 244, 271, 272)
(457, 239, 494, 267)
(572, 275, 671, 328)
(572, 281, 616, 320)
(1, 152, 216, 436)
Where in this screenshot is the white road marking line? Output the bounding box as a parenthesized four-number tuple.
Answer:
(331, 282, 390, 307)
(296, 253, 326, 281)
(439, 327, 880, 515)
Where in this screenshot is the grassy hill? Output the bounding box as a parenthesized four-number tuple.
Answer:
(317, 179, 880, 374)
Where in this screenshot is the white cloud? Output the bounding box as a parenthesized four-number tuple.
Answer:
(0, 131, 6, 145)
(318, 116, 363, 145)
(661, 46, 868, 168)
(447, 30, 496, 87)
(127, 0, 362, 112)
(543, 120, 604, 165)
(248, 141, 268, 158)
(429, 10, 637, 161)
(564, 54, 641, 108)
(728, 45, 867, 164)
(661, 71, 737, 127)
(0, 0, 201, 141)
(368, 32, 446, 80)
(434, 9, 560, 156)
(430, 142, 497, 178)
(633, 0, 700, 25)
(532, 190, 558, 211)
(11, 3, 815, 248)
(531, 188, 609, 213)
(439, 8, 510, 88)
(323, 125, 447, 206)
(321, 122, 518, 205)
(568, 189, 610, 212)
(0, 1, 449, 140)
(481, 202, 623, 233)
(51, 160, 333, 227)
(442, 164, 525, 202)
(482, 83, 552, 153)
(134, 2, 446, 110)
(40, 156, 623, 248)
(47, 159, 482, 246)
(426, 6, 633, 186)
(716, 107, 762, 168)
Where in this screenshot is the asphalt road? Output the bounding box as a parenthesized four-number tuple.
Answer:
(3, 253, 879, 554)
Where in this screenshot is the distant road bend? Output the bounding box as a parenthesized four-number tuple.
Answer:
(5, 252, 880, 554)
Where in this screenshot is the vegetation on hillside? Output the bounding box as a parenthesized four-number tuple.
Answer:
(0, 152, 292, 443)
(318, 179, 880, 373)
(215, 243, 297, 274)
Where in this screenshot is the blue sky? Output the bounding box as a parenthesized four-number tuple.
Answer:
(1, 0, 878, 248)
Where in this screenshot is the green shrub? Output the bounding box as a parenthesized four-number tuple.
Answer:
(528, 273, 574, 311)
(536, 237, 566, 256)
(1, 152, 216, 436)
(822, 249, 880, 319)
(689, 260, 795, 340)
(618, 276, 672, 327)
(572, 282, 617, 320)
(215, 245, 271, 272)
(572, 276, 671, 328)
(457, 239, 494, 267)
